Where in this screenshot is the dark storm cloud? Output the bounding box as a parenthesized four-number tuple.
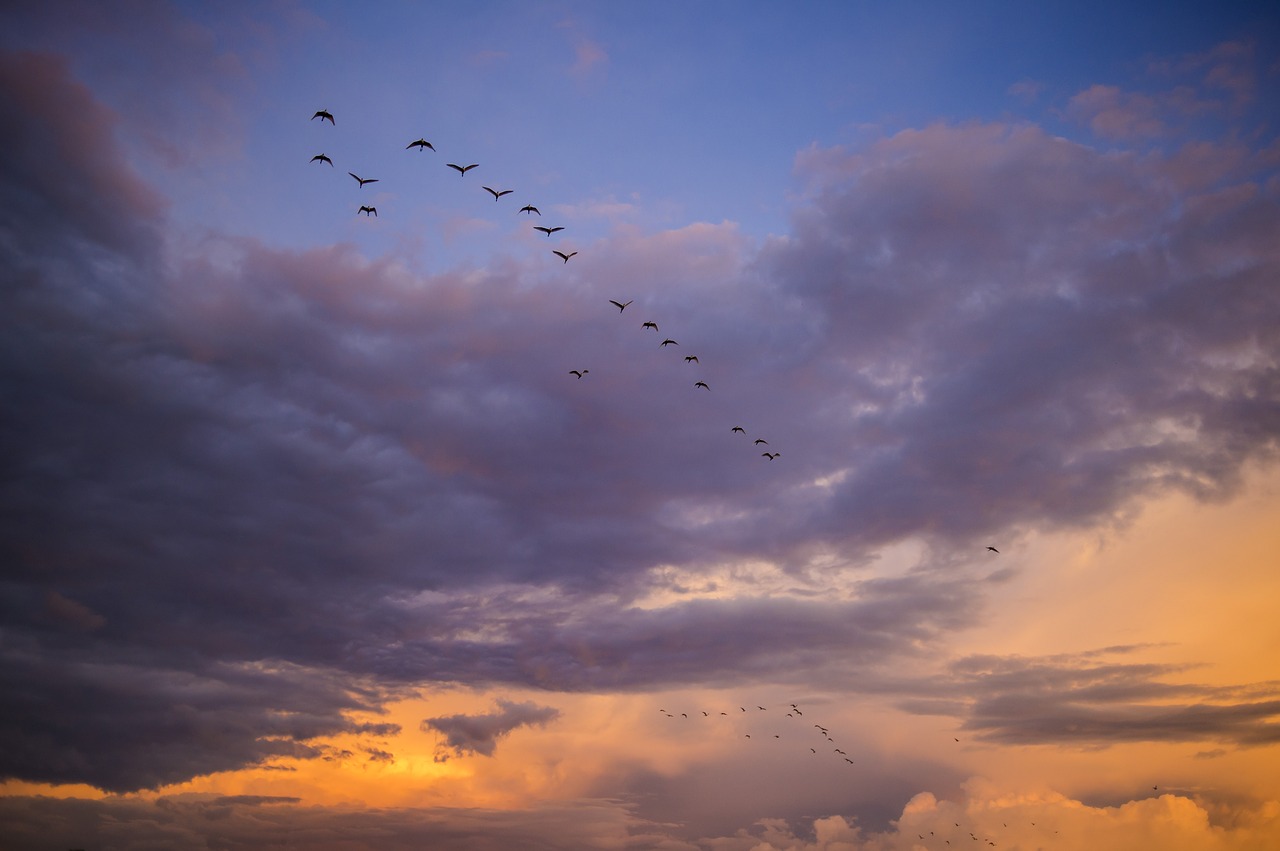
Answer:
(3, 32, 1279, 796)
(894, 649, 1280, 749)
(423, 698, 561, 759)
(0, 794, 683, 851)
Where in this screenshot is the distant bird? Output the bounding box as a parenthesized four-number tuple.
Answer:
(447, 163, 479, 176)
(731, 426, 745, 434)
(310, 153, 333, 166)
(484, 186, 513, 201)
(534, 226, 565, 237)
(810, 748, 816, 753)
(642, 321, 659, 332)
(762, 452, 779, 460)
(986, 546, 1000, 553)
(358, 205, 377, 217)
(349, 172, 379, 187)
(660, 338, 678, 347)
(312, 109, 334, 125)
(757, 706, 766, 711)
(609, 300, 633, 312)
(406, 138, 435, 151)
(569, 370, 589, 379)
(684, 355, 699, 363)
(695, 381, 710, 390)
(553, 250, 577, 263)
(754, 439, 768, 445)
(519, 205, 541, 215)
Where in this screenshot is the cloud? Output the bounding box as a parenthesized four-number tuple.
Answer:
(892, 650, 1280, 749)
(3, 33, 1279, 797)
(4, 780, 1275, 850)
(423, 698, 561, 759)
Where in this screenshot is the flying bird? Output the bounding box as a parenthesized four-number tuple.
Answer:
(311, 109, 334, 124)
(310, 153, 333, 166)
(553, 250, 577, 263)
(358, 205, 377, 217)
(447, 163, 479, 175)
(349, 173, 379, 187)
(986, 546, 1000, 553)
(731, 426, 745, 433)
(754, 439, 769, 445)
(762, 452, 779, 460)
(609, 300, 633, 312)
(684, 355, 699, 363)
(660, 338, 678, 347)
(642, 321, 659, 332)
(406, 138, 435, 151)
(484, 186, 513, 201)
(534, 226, 565, 236)
(519, 205, 541, 215)
(695, 381, 710, 390)
(569, 370, 589, 379)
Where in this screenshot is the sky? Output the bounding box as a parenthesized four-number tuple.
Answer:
(1, 1, 1279, 848)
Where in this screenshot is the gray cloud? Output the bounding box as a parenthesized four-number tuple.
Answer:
(423, 698, 561, 759)
(892, 649, 1280, 749)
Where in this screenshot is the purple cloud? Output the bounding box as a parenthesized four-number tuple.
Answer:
(423, 698, 561, 759)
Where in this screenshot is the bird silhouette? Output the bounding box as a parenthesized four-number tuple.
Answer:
(310, 153, 333, 166)
(685, 355, 699, 363)
(609, 300, 633, 312)
(732, 426, 745, 433)
(534, 226, 565, 236)
(569, 370, 589, 379)
(519, 205, 541, 215)
(553, 250, 577, 263)
(447, 163, 479, 176)
(349, 173, 379, 187)
(484, 186, 513, 201)
(754, 439, 769, 445)
(642, 321, 659, 332)
(762, 452, 779, 460)
(358, 205, 377, 217)
(406, 138, 435, 151)
(660, 339, 679, 347)
(312, 109, 334, 125)
(695, 381, 710, 390)
(986, 546, 1000, 553)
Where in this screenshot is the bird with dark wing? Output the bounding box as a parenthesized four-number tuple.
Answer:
(447, 163, 479, 175)
(349, 172, 379, 187)
(534, 226, 565, 236)
(519, 205, 541, 215)
(660, 338, 679, 347)
(553, 250, 577, 263)
(762, 452, 779, 460)
(731, 426, 745, 433)
(310, 153, 333, 166)
(685, 355, 699, 363)
(695, 381, 710, 390)
(569, 370, 589, 379)
(407, 138, 435, 151)
(754, 439, 769, 445)
(642, 321, 658, 332)
(484, 186, 513, 201)
(358, 205, 377, 217)
(609, 300, 633, 312)
(312, 109, 334, 124)
(986, 546, 1000, 553)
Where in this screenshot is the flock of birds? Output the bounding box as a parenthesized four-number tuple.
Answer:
(309, 108, 787, 462)
(656, 699, 1067, 849)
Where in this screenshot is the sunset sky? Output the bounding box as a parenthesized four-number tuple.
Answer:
(2, 1, 1279, 848)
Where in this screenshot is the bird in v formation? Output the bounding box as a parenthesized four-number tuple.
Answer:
(308, 107, 799, 465)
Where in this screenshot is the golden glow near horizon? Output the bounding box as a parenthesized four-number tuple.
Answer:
(10, 466, 1277, 849)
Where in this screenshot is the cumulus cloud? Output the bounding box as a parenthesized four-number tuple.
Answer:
(423, 698, 561, 759)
